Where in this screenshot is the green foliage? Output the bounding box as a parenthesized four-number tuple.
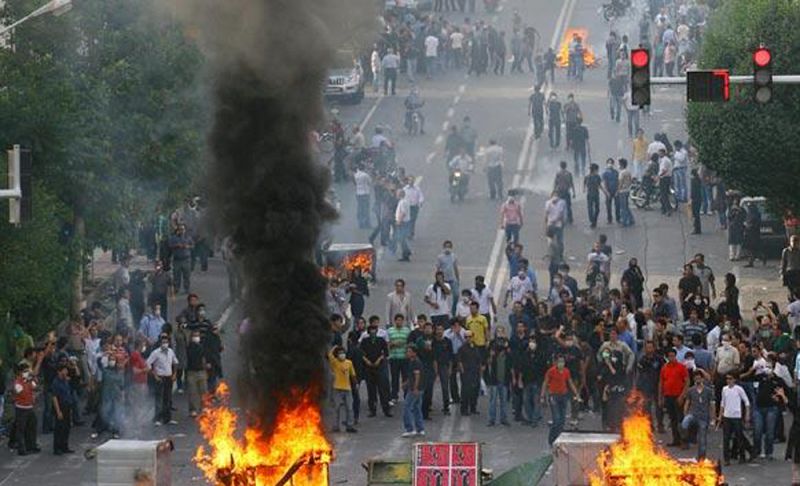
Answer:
(0, 0, 207, 329)
(0, 184, 72, 338)
(687, 0, 800, 214)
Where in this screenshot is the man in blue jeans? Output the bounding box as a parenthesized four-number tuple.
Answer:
(753, 371, 784, 459)
(486, 329, 512, 426)
(401, 346, 425, 437)
(540, 355, 581, 446)
(680, 369, 714, 459)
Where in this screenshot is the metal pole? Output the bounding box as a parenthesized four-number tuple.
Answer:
(651, 74, 800, 85)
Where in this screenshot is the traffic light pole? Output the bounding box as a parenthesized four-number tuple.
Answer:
(651, 75, 800, 85)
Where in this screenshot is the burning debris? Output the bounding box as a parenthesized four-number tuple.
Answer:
(321, 243, 376, 280)
(556, 28, 598, 67)
(194, 383, 332, 486)
(589, 411, 723, 486)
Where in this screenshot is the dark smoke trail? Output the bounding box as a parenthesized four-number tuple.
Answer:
(172, 0, 374, 428)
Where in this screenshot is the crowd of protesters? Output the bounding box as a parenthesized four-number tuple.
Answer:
(0, 201, 226, 457)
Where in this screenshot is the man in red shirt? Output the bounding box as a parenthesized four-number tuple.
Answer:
(659, 347, 689, 447)
(13, 362, 40, 456)
(540, 355, 581, 446)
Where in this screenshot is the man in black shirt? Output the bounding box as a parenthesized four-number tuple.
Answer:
(415, 322, 436, 420)
(753, 371, 784, 459)
(518, 336, 548, 426)
(637, 340, 664, 432)
(360, 324, 392, 418)
(432, 324, 453, 416)
(583, 163, 606, 228)
(509, 323, 529, 421)
(572, 119, 591, 177)
(458, 332, 483, 416)
(202, 324, 223, 392)
(547, 93, 562, 149)
(185, 329, 207, 417)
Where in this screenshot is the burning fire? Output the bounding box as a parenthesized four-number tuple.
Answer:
(195, 382, 332, 486)
(556, 28, 597, 67)
(589, 411, 722, 486)
(342, 252, 373, 272)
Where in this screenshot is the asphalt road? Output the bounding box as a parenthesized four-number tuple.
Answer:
(2, 0, 794, 484)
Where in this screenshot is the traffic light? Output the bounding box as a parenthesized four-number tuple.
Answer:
(687, 70, 730, 102)
(630, 48, 650, 106)
(753, 46, 772, 103)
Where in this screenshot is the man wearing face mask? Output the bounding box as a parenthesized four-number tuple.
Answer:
(202, 323, 223, 393)
(472, 275, 497, 327)
(506, 268, 535, 310)
(328, 346, 358, 434)
(519, 336, 547, 426)
(753, 360, 784, 460)
(185, 330, 207, 417)
(146, 335, 179, 426)
(485, 329, 512, 426)
(600, 347, 627, 432)
(13, 362, 40, 456)
(541, 354, 581, 446)
(436, 242, 460, 317)
(360, 323, 392, 418)
(556, 331, 586, 428)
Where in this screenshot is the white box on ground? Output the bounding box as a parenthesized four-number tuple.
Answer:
(552, 432, 619, 486)
(96, 439, 172, 486)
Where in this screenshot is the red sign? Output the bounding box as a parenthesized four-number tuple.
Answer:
(414, 443, 480, 486)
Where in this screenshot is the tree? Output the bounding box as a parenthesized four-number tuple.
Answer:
(687, 0, 800, 215)
(0, 0, 206, 318)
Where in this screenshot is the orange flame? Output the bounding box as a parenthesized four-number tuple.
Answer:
(342, 252, 373, 273)
(556, 28, 597, 67)
(194, 382, 332, 486)
(589, 411, 722, 486)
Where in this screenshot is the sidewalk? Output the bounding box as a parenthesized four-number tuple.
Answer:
(0, 255, 235, 486)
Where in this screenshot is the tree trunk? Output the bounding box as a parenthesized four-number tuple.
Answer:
(69, 212, 86, 319)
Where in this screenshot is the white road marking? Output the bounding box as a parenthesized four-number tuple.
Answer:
(446, 107, 455, 118)
(453, 95, 461, 105)
(442, 121, 450, 131)
(434, 134, 444, 145)
(458, 85, 466, 94)
(426, 152, 436, 164)
(483, 0, 577, 298)
(359, 94, 384, 133)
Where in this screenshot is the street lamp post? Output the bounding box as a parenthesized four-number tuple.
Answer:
(0, 0, 72, 38)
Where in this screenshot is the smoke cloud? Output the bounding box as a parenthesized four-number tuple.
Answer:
(170, 0, 375, 429)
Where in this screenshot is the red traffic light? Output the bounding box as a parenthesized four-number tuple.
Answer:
(631, 49, 649, 68)
(753, 47, 771, 67)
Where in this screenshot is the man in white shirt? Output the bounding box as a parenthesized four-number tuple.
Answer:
(381, 48, 401, 95)
(395, 189, 412, 261)
(483, 139, 504, 201)
(350, 124, 366, 150)
(386, 278, 413, 325)
(504, 269, 534, 308)
(354, 165, 373, 229)
(425, 273, 452, 328)
(471, 275, 497, 324)
(717, 374, 751, 465)
(672, 140, 689, 203)
(370, 46, 381, 92)
(450, 29, 464, 68)
(544, 192, 567, 246)
(146, 336, 179, 426)
(403, 176, 424, 238)
(424, 34, 439, 79)
(646, 138, 667, 159)
(657, 149, 673, 216)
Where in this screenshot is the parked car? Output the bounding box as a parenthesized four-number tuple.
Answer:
(740, 196, 787, 257)
(324, 50, 365, 104)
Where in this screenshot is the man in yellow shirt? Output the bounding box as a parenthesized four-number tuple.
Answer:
(631, 128, 649, 181)
(465, 301, 490, 363)
(328, 346, 357, 433)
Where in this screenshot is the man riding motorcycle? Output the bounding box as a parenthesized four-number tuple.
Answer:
(448, 147, 473, 200)
(404, 88, 426, 135)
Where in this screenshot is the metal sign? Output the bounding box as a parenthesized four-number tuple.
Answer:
(413, 443, 480, 486)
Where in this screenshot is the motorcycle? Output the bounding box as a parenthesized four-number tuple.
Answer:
(629, 178, 677, 210)
(404, 108, 422, 136)
(449, 169, 469, 202)
(601, 0, 630, 21)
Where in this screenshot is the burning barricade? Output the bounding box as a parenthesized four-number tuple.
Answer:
(194, 383, 332, 486)
(320, 243, 376, 281)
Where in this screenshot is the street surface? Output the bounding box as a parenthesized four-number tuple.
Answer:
(0, 0, 793, 484)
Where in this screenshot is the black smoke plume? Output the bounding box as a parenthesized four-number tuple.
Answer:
(173, 0, 374, 429)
